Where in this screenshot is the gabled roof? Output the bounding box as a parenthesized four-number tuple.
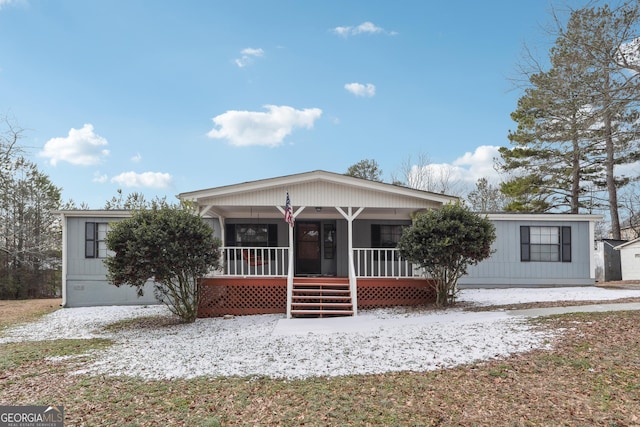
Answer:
(614, 237, 640, 250)
(180, 170, 458, 202)
(178, 170, 458, 217)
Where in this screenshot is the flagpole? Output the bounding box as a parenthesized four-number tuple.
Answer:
(285, 192, 294, 318)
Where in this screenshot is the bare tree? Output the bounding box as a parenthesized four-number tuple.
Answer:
(618, 180, 640, 239)
(466, 178, 507, 212)
(392, 152, 464, 196)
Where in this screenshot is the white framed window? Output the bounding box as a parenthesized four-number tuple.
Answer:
(85, 222, 112, 258)
(520, 225, 571, 262)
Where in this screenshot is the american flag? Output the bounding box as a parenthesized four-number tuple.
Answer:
(284, 192, 294, 227)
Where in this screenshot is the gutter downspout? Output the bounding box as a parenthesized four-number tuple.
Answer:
(589, 219, 596, 284)
(60, 213, 68, 307)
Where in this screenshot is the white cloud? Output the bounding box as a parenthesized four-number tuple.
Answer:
(615, 160, 640, 179)
(235, 47, 264, 68)
(332, 26, 351, 37)
(131, 153, 142, 163)
(406, 146, 504, 196)
(241, 48, 264, 57)
(345, 82, 376, 97)
(0, 0, 16, 10)
(92, 172, 108, 183)
(618, 38, 640, 69)
(331, 21, 397, 37)
(40, 124, 109, 166)
(452, 145, 503, 183)
(110, 171, 173, 189)
(207, 105, 323, 147)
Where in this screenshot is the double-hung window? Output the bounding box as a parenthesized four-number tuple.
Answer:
(371, 224, 404, 248)
(85, 222, 110, 258)
(226, 224, 278, 247)
(371, 224, 405, 260)
(225, 224, 278, 261)
(520, 226, 571, 262)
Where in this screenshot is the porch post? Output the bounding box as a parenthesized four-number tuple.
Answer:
(278, 204, 305, 319)
(337, 206, 364, 316)
(347, 208, 357, 316)
(286, 224, 294, 318)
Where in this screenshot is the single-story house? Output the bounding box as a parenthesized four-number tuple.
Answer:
(614, 237, 640, 280)
(56, 170, 602, 317)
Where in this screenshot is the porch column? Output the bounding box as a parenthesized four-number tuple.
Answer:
(336, 206, 364, 316)
(198, 205, 226, 276)
(286, 224, 294, 318)
(277, 204, 305, 319)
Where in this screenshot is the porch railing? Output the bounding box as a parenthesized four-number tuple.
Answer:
(353, 248, 417, 278)
(216, 246, 289, 277)
(212, 246, 417, 279)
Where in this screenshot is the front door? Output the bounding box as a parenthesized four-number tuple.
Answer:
(295, 221, 321, 275)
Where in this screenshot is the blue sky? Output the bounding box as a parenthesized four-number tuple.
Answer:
(0, 0, 583, 207)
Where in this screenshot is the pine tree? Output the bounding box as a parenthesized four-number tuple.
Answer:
(499, 36, 600, 213)
(500, 2, 640, 234)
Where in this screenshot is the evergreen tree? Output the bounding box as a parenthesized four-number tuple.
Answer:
(499, 35, 600, 213)
(558, 2, 640, 237)
(345, 159, 383, 182)
(500, 2, 640, 235)
(398, 203, 495, 306)
(0, 117, 62, 298)
(105, 205, 221, 322)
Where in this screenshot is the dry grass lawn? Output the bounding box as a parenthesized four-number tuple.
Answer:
(0, 298, 61, 330)
(1, 297, 639, 426)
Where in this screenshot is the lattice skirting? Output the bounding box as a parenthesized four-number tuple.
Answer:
(356, 278, 436, 310)
(198, 277, 437, 317)
(198, 277, 287, 318)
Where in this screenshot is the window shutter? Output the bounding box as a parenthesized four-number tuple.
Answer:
(268, 224, 278, 247)
(561, 226, 571, 262)
(371, 224, 381, 248)
(225, 224, 236, 246)
(85, 222, 96, 258)
(520, 226, 530, 262)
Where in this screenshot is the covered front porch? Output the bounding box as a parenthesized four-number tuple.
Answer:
(198, 245, 437, 318)
(177, 171, 456, 318)
(199, 219, 435, 318)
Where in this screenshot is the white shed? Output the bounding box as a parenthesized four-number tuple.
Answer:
(614, 237, 640, 280)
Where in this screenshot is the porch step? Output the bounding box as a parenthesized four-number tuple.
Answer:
(291, 302, 353, 308)
(292, 295, 351, 301)
(290, 310, 355, 317)
(290, 278, 353, 318)
(293, 288, 350, 295)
